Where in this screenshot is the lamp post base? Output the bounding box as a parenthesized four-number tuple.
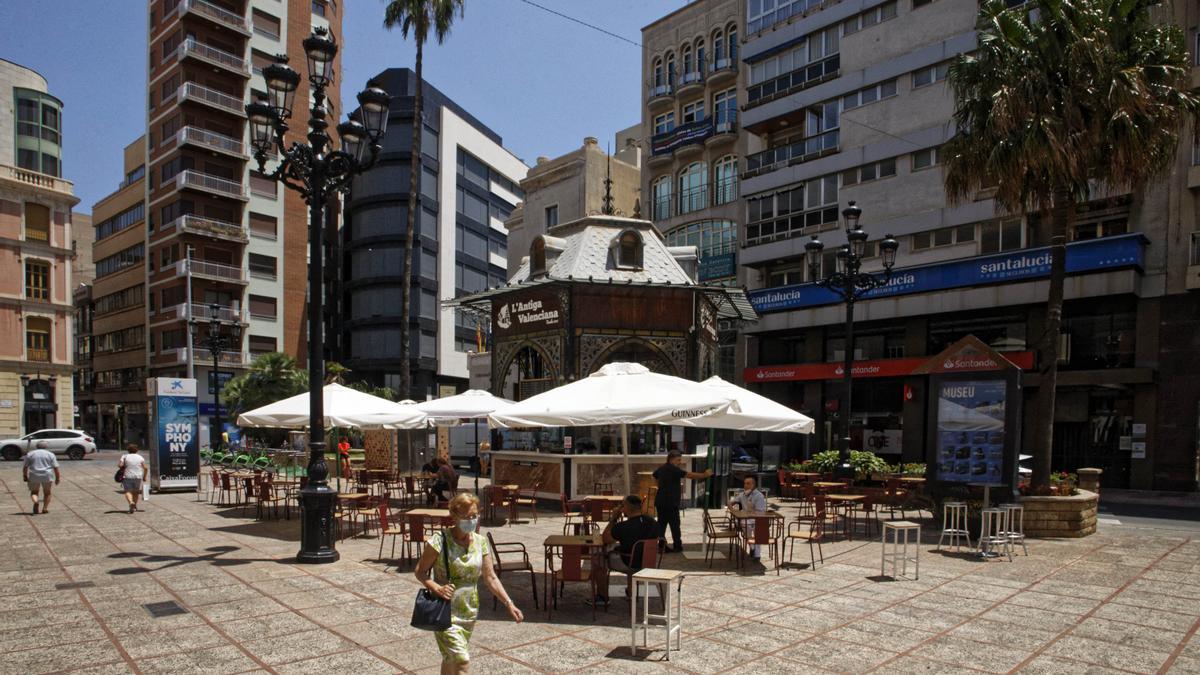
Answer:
(296, 484, 339, 564)
(833, 435, 855, 481)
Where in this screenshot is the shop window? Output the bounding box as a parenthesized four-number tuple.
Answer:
(1060, 304, 1136, 369)
(928, 312, 1027, 353)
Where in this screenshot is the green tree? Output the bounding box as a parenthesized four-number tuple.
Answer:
(223, 352, 308, 415)
(943, 0, 1197, 490)
(383, 0, 465, 401)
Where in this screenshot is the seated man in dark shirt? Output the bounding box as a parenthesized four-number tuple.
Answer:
(591, 495, 658, 604)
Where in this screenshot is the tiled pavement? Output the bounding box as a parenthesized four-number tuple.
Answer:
(2, 453, 1198, 674)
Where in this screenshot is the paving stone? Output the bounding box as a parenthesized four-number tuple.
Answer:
(776, 636, 898, 672)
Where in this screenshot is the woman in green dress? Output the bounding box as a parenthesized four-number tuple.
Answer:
(416, 492, 524, 673)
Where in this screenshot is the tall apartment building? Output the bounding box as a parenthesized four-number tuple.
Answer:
(341, 69, 527, 400)
(641, 0, 744, 288)
(737, 0, 1200, 490)
(71, 213, 95, 433)
(0, 59, 79, 438)
(90, 138, 150, 448)
(503, 135, 641, 274)
(145, 0, 341, 442)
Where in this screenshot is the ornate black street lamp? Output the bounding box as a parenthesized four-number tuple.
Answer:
(246, 26, 389, 564)
(190, 303, 242, 452)
(805, 202, 899, 479)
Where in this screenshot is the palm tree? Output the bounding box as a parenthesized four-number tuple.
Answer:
(943, 0, 1197, 491)
(383, 0, 465, 400)
(223, 352, 308, 415)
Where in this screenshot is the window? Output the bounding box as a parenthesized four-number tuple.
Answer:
(24, 203, 50, 243)
(26, 317, 51, 362)
(748, 0, 827, 34)
(744, 174, 840, 245)
(249, 335, 277, 355)
(653, 58, 664, 87)
(312, 0, 326, 16)
(913, 0, 935, 7)
(459, 151, 489, 189)
(713, 156, 739, 205)
(248, 253, 277, 279)
(913, 62, 950, 88)
(250, 171, 277, 198)
(25, 260, 50, 301)
(94, 286, 143, 316)
(652, 176, 673, 221)
(682, 100, 705, 123)
(96, 244, 144, 278)
(616, 230, 643, 268)
(664, 220, 736, 262)
(841, 158, 897, 186)
(249, 295, 277, 320)
(714, 89, 737, 129)
(979, 218, 1024, 253)
(530, 238, 547, 277)
(913, 223, 976, 251)
(912, 147, 941, 170)
(842, 79, 898, 110)
(95, 326, 144, 354)
(678, 162, 708, 215)
(14, 90, 63, 175)
(713, 30, 725, 64)
(1072, 217, 1128, 241)
(653, 112, 675, 135)
(252, 9, 281, 39)
(544, 205, 558, 228)
(96, 203, 144, 240)
(842, 1, 898, 34)
(249, 212, 277, 238)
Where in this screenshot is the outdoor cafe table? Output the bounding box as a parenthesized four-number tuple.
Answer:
(789, 472, 821, 481)
(583, 495, 625, 523)
(406, 508, 451, 520)
(726, 509, 780, 566)
(542, 534, 605, 613)
(812, 481, 850, 493)
(824, 494, 866, 540)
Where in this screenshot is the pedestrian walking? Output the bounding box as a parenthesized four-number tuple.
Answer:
(652, 450, 713, 552)
(415, 493, 523, 673)
(117, 443, 148, 513)
(23, 441, 60, 515)
(337, 436, 352, 479)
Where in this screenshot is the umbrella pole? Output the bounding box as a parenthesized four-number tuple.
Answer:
(474, 419, 480, 496)
(621, 422, 631, 495)
(707, 428, 716, 509)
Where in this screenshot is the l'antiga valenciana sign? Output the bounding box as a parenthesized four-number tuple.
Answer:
(493, 289, 562, 337)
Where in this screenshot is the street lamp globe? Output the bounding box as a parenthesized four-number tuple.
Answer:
(336, 120, 367, 163)
(847, 227, 868, 258)
(263, 60, 301, 120)
(302, 28, 337, 87)
(880, 234, 899, 270)
(246, 99, 276, 156)
(842, 200, 862, 233)
(835, 244, 850, 275)
(356, 86, 391, 142)
(804, 235, 824, 279)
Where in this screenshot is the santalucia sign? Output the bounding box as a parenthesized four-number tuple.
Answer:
(493, 290, 562, 336)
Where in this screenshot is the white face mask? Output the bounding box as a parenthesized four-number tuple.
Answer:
(457, 517, 479, 534)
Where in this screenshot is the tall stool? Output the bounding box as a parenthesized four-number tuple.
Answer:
(937, 501, 973, 551)
(997, 503, 1028, 555)
(978, 508, 1012, 561)
(881, 521, 921, 580)
(631, 568, 684, 660)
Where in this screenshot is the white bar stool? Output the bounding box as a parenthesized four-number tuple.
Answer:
(997, 502, 1028, 555)
(631, 568, 684, 660)
(978, 508, 1013, 561)
(936, 501, 972, 551)
(881, 520, 921, 580)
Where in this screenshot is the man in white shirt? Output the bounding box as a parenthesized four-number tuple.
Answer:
(23, 441, 60, 515)
(728, 475, 768, 559)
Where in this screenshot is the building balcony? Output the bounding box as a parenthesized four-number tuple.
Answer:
(647, 82, 674, 110)
(173, 259, 248, 284)
(178, 38, 250, 77)
(0, 162, 74, 197)
(27, 347, 49, 363)
(743, 129, 840, 178)
(165, 214, 248, 243)
(708, 58, 737, 85)
(745, 54, 840, 112)
(705, 117, 738, 147)
(179, 0, 249, 35)
(176, 169, 249, 201)
(178, 126, 247, 159)
(159, 347, 245, 366)
(677, 70, 705, 97)
(179, 82, 245, 117)
(646, 152, 673, 169)
(158, 302, 248, 324)
(651, 119, 716, 159)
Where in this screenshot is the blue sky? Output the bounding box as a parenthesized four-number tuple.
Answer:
(2, 0, 681, 212)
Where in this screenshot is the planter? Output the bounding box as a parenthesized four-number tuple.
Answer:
(1017, 489, 1099, 538)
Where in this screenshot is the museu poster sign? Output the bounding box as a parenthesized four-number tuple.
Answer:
(749, 233, 1146, 313)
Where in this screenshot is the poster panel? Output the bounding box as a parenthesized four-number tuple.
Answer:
(935, 379, 1006, 483)
(151, 378, 199, 490)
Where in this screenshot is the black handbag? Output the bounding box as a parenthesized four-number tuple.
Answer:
(410, 531, 453, 631)
(114, 466, 125, 483)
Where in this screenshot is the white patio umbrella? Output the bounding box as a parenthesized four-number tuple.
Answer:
(666, 376, 815, 434)
(488, 362, 738, 493)
(416, 390, 515, 493)
(236, 383, 428, 430)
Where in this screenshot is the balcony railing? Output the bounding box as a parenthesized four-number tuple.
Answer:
(746, 54, 840, 108)
(678, 185, 710, 216)
(178, 38, 249, 75)
(179, 82, 244, 116)
(182, 259, 245, 282)
(678, 71, 705, 89)
(647, 82, 674, 100)
(744, 129, 840, 177)
(1, 163, 75, 196)
(167, 214, 248, 242)
(27, 347, 49, 363)
(163, 348, 244, 366)
(176, 170, 248, 199)
(712, 58, 736, 74)
(178, 126, 246, 157)
(180, 0, 248, 33)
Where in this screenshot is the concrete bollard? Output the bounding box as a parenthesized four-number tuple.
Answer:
(1077, 468, 1102, 497)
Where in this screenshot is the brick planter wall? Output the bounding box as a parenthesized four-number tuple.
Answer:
(1018, 489, 1098, 537)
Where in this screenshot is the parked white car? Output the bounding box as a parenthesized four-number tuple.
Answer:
(0, 429, 97, 461)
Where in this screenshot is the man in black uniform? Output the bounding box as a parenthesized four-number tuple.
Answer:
(653, 451, 714, 553)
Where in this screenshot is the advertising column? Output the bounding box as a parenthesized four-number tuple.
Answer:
(147, 378, 200, 491)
